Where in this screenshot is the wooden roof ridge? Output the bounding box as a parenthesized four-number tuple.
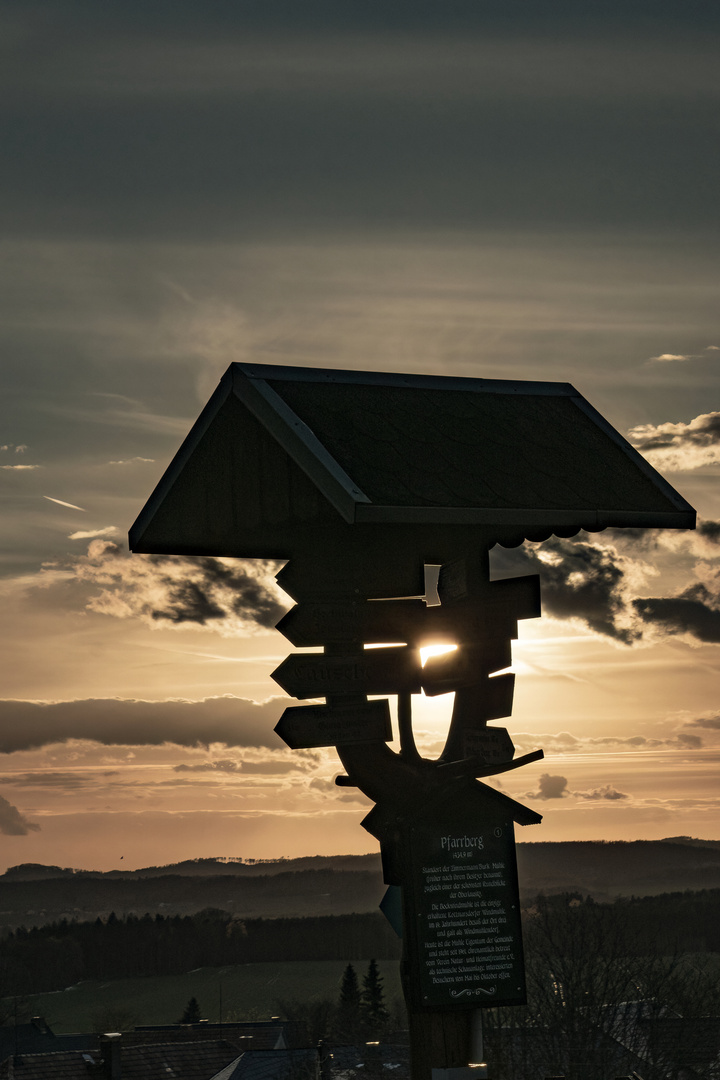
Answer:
(129, 362, 695, 560)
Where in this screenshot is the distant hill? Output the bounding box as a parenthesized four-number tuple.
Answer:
(2, 838, 720, 929)
(515, 837, 720, 899)
(2, 853, 380, 880)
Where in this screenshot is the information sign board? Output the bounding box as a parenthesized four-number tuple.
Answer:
(404, 818, 525, 1010)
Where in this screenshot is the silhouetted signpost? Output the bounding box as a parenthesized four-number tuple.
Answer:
(130, 362, 695, 1080)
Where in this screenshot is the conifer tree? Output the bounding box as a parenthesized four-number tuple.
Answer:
(336, 963, 363, 1042)
(178, 996, 203, 1024)
(361, 959, 389, 1034)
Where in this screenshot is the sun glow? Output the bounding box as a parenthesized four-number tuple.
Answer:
(420, 642, 458, 666)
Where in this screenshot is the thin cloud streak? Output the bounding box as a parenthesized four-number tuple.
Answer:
(68, 527, 119, 540)
(43, 495, 87, 511)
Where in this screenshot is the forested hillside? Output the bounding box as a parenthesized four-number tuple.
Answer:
(515, 837, 720, 897)
(2, 839, 720, 930)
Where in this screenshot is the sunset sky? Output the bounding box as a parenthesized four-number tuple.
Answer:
(1, 0, 719, 872)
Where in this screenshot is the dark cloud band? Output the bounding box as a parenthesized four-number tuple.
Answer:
(0, 697, 285, 753)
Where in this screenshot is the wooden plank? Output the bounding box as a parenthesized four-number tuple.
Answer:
(276, 598, 426, 647)
(450, 675, 516, 726)
(437, 564, 541, 618)
(275, 699, 392, 749)
(276, 597, 525, 648)
(275, 552, 425, 602)
(440, 675, 515, 764)
(462, 726, 515, 765)
(271, 645, 422, 699)
(421, 643, 512, 697)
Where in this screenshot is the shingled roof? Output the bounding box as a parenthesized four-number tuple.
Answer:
(129, 363, 694, 562)
(0, 1038, 241, 1080)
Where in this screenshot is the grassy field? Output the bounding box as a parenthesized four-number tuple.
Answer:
(25, 959, 404, 1034)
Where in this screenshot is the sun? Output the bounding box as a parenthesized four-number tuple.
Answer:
(420, 642, 458, 667)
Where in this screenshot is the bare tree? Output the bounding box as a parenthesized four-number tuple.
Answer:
(482, 894, 720, 1080)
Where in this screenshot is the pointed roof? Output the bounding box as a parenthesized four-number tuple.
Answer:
(129, 363, 694, 559)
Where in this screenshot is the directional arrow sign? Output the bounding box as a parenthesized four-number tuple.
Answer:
(450, 673, 516, 725)
(421, 641, 512, 697)
(276, 599, 426, 648)
(437, 564, 541, 620)
(463, 725, 515, 765)
(271, 645, 422, 699)
(275, 699, 392, 749)
(276, 556, 424, 603)
(278, 596, 532, 649)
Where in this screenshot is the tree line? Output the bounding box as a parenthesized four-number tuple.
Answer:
(0, 909, 401, 996)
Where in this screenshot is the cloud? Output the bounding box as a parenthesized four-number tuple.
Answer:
(646, 346, 719, 363)
(108, 457, 155, 465)
(697, 520, 720, 545)
(68, 527, 119, 540)
(0, 464, 41, 470)
(573, 784, 629, 801)
(0, 696, 286, 753)
(633, 582, 720, 644)
(493, 524, 720, 649)
(43, 495, 87, 511)
(492, 535, 644, 643)
(0, 770, 117, 790)
(534, 773, 568, 800)
(676, 732, 703, 748)
(628, 411, 720, 471)
(527, 774, 630, 803)
(514, 728, 704, 753)
(686, 714, 720, 731)
(607, 518, 720, 561)
(173, 758, 305, 775)
(0, 794, 40, 835)
(67, 540, 285, 634)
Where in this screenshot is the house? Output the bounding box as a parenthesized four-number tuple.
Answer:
(0, 1021, 316, 1080)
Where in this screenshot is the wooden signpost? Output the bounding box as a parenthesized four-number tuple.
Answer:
(130, 364, 694, 1080)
